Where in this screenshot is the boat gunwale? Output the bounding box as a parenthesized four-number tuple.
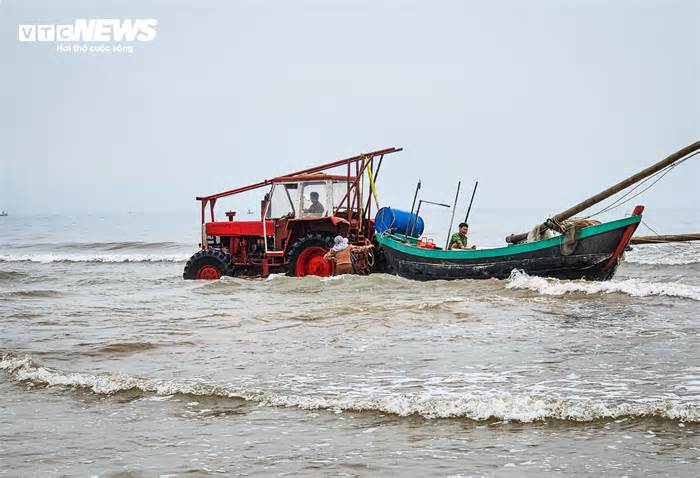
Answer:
(375, 215, 641, 260)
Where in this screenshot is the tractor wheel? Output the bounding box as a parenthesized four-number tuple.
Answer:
(183, 249, 233, 280)
(286, 233, 334, 277)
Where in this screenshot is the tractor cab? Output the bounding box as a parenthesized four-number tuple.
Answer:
(266, 176, 353, 220)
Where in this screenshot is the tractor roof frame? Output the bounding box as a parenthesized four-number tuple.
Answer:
(196, 147, 402, 226)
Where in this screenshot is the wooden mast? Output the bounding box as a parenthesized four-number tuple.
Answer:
(630, 233, 700, 244)
(506, 141, 700, 244)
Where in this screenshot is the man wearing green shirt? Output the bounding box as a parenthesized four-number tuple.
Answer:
(449, 223, 476, 250)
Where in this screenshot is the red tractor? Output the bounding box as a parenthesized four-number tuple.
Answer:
(183, 147, 402, 279)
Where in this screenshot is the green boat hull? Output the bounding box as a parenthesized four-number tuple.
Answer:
(374, 215, 641, 281)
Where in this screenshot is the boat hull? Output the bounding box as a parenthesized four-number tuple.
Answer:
(375, 216, 641, 281)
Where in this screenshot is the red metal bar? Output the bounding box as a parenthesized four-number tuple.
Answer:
(364, 157, 373, 234)
(364, 155, 383, 214)
(365, 155, 383, 232)
(333, 155, 374, 216)
(209, 199, 217, 222)
(274, 174, 356, 182)
(196, 147, 401, 202)
(196, 179, 274, 202)
(356, 158, 361, 235)
(281, 147, 400, 178)
(346, 158, 351, 219)
(354, 160, 360, 218)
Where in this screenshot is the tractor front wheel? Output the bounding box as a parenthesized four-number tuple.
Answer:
(286, 233, 334, 277)
(183, 249, 233, 280)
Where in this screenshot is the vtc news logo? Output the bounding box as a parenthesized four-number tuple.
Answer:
(18, 19, 158, 42)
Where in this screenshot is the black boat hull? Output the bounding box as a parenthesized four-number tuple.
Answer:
(376, 218, 640, 281)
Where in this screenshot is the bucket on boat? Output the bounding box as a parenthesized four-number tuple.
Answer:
(375, 207, 425, 236)
(417, 237, 437, 249)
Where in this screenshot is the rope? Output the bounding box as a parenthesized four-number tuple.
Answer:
(639, 220, 696, 245)
(641, 219, 662, 236)
(584, 151, 698, 218)
(366, 160, 380, 208)
(585, 163, 675, 217)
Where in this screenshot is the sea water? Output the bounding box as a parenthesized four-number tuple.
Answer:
(1, 210, 698, 476)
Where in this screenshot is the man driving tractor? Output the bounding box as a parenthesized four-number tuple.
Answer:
(303, 191, 325, 214)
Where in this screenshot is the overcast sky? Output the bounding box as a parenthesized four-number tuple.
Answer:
(1, 0, 698, 217)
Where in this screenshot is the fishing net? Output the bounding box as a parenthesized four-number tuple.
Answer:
(525, 218, 601, 250)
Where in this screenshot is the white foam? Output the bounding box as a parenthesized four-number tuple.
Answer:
(0, 253, 189, 263)
(626, 243, 700, 266)
(506, 270, 700, 301)
(264, 273, 288, 282)
(2, 355, 697, 423)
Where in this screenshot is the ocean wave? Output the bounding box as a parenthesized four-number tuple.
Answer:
(92, 342, 163, 354)
(1, 354, 697, 423)
(0, 253, 190, 263)
(506, 271, 700, 301)
(263, 272, 416, 292)
(7, 241, 187, 252)
(626, 243, 700, 266)
(0, 271, 28, 281)
(96, 241, 184, 251)
(0, 290, 61, 299)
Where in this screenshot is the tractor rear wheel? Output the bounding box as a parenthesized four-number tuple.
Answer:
(286, 233, 334, 277)
(183, 249, 233, 280)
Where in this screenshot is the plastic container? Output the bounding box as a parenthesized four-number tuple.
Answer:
(374, 207, 425, 237)
(417, 237, 437, 249)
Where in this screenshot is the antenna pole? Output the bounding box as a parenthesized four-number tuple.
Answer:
(445, 181, 461, 249)
(464, 180, 479, 224)
(406, 179, 421, 236)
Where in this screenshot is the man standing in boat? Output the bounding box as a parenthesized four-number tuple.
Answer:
(449, 223, 476, 250)
(324, 235, 374, 275)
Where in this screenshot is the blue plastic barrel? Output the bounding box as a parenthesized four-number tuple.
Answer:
(375, 207, 425, 237)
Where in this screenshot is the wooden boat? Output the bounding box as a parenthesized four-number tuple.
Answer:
(375, 207, 643, 281)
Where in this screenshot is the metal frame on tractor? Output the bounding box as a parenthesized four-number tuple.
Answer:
(185, 147, 402, 278)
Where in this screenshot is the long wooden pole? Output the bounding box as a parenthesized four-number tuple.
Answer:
(506, 141, 700, 244)
(630, 233, 700, 244)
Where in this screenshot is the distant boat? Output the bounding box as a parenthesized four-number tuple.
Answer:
(246, 209, 254, 215)
(0, 211, 7, 217)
